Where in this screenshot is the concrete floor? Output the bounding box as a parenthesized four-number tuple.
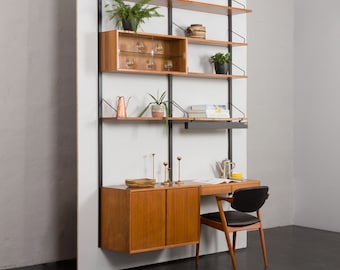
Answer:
(12, 226, 340, 270)
(127, 226, 340, 270)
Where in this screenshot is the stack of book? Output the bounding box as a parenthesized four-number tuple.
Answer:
(187, 104, 230, 118)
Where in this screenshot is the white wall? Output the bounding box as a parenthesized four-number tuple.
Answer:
(0, 0, 76, 269)
(294, 0, 340, 231)
(247, 0, 295, 228)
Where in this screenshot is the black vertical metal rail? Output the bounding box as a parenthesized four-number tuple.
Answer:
(98, 0, 103, 247)
(167, 0, 173, 181)
(227, 0, 233, 161)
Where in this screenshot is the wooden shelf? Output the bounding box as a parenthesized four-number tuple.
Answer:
(127, 0, 252, 15)
(103, 69, 247, 78)
(171, 0, 252, 15)
(187, 37, 247, 47)
(185, 72, 247, 79)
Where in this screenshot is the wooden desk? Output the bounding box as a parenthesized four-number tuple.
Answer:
(199, 179, 260, 196)
(100, 180, 260, 253)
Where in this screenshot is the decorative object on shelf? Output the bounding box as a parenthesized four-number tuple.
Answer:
(135, 40, 145, 52)
(101, 97, 131, 118)
(138, 90, 169, 120)
(188, 104, 230, 118)
(175, 156, 184, 185)
(216, 159, 235, 179)
(116, 96, 131, 118)
(210, 52, 231, 74)
(146, 59, 156, 69)
(125, 57, 135, 68)
(152, 153, 155, 180)
(186, 24, 206, 39)
(163, 59, 173, 71)
(104, 0, 163, 32)
(155, 43, 163, 54)
(161, 162, 170, 186)
(230, 172, 244, 180)
(125, 178, 156, 188)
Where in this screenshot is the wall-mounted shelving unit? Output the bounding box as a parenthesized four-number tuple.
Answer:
(98, 0, 251, 253)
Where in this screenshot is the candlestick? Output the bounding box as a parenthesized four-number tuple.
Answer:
(175, 156, 184, 184)
(161, 162, 170, 185)
(152, 153, 155, 180)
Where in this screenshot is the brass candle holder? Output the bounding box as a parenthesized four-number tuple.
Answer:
(175, 156, 184, 184)
(152, 153, 155, 180)
(161, 162, 170, 186)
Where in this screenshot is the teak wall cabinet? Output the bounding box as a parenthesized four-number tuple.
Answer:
(100, 185, 200, 253)
(100, 31, 187, 74)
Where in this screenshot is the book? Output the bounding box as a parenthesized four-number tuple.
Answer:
(191, 104, 227, 111)
(187, 110, 230, 118)
(188, 104, 230, 118)
(194, 178, 243, 184)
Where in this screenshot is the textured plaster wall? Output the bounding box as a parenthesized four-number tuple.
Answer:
(0, 0, 77, 268)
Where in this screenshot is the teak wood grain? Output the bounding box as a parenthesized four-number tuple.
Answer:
(130, 190, 166, 251)
(100, 184, 200, 253)
(166, 187, 200, 246)
(199, 180, 261, 196)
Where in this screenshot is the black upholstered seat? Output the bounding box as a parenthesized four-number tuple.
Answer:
(202, 211, 260, 227)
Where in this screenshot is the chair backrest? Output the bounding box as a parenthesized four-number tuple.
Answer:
(231, 186, 269, 213)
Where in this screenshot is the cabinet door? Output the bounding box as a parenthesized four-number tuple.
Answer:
(166, 187, 200, 246)
(130, 190, 166, 252)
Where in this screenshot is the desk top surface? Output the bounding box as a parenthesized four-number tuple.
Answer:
(102, 179, 261, 196)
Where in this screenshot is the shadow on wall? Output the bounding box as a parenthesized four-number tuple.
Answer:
(54, 0, 77, 260)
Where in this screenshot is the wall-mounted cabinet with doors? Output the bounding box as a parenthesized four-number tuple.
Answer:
(98, 0, 251, 254)
(101, 183, 200, 253)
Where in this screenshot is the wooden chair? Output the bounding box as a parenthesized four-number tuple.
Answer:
(196, 186, 269, 270)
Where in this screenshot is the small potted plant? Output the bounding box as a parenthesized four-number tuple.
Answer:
(210, 52, 231, 74)
(105, 0, 163, 32)
(138, 90, 169, 121)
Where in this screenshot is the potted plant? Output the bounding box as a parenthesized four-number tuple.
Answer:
(105, 0, 163, 32)
(210, 52, 231, 74)
(138, 90, 169, 120)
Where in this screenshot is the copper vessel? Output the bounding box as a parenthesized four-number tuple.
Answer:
(116, 96, 129, 118)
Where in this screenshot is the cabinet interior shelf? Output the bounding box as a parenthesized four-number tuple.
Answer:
(128, 0, 252, 15)
(119, 50, 183, 58)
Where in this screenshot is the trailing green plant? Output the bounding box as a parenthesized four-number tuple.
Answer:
(210, 52, 231, 65)
(105, 0, 163, 32)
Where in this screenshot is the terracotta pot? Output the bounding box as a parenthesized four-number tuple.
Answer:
(151, 104, 164, 117)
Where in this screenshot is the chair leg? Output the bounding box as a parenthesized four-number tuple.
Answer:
(233, 232, 237, 251)
(224, 231, 238, 270)
(259, 227, 268, 268)
(195, 242, 200, 266)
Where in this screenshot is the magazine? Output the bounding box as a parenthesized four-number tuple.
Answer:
(194, 178, 243, 184)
